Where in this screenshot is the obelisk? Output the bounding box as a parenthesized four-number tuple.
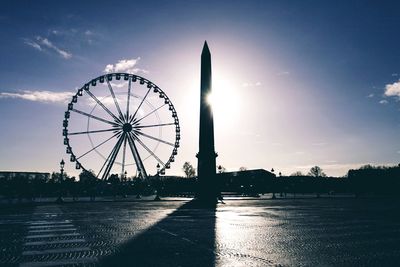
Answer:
(197, 41, 218, 202)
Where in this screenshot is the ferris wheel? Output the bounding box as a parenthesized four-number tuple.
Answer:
(62, 73, 180, 180)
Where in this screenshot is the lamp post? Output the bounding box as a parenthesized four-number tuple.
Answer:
(56, 159, 65, 203)
(271, 168, 276, 199)
(154, 164, 161, 201)
(156, 163, 161, 175)
(60, 159, 65, 181)
(218, 165, 223, 174)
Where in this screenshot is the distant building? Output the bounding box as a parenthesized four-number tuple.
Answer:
(218, 169, 276, 193)
(0, 171, 50, 181)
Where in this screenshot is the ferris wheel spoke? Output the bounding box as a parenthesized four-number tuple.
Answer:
(68, 128, 118, 136)
(106, 79, 124, 121)
(135, 136, 165, 167)
(135, 122, 176, 129)
(127, 133, 147, 179)
(71, 108, 118, 126)
(121, 134, 128, 175)
(130, 87, 152, 123)
(126, 78, 132, 120)
(136, 131, 175, 146)
(85, 89, 123, 124)
(100, 133, 125, 180)
(77, 132, 120, 160)
(132, 103, 167, 124)
(97, 136, 121, 178)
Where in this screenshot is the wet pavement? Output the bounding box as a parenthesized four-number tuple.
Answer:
(1, 197, 400, 266)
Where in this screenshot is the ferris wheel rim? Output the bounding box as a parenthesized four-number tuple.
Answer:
(63, 72, 181, 179)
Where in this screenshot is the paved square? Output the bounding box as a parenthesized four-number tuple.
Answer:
(1, 197, 400, 266)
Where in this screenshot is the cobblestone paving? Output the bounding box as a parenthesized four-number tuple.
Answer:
(1, 198, 400, 266)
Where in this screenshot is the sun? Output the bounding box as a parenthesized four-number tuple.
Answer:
(207, 76, 241, 128)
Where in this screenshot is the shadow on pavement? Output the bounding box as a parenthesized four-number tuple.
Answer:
(98, 200, 217, 267)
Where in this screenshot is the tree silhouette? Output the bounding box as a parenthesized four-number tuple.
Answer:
(308, 166, 326, 177)
(79, 170, 97, 200)
(239, 166, 247, 172)
(291, 171, 304, 176)
(182, 162, 196, 178)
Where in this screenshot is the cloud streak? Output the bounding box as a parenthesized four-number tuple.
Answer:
(0, 90, 74, 104)
(23, 36, 72, 59)
(23, 39, 42, 51)
(242, 81, 262, 87)
(104, 58, 148, 74)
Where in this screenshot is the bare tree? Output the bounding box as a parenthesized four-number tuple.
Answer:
(308, 166, 326, 177)
(239, 166, 247, 172)
(182, 162, 196, 178)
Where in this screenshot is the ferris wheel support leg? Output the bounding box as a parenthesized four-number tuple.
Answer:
(102, 134, 125, 180)
(127, 133, 148, 180)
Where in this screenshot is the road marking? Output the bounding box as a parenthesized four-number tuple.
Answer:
(22, 247, 90, 256)
(27, 224, 74, 229)
(19, 206, 97, 267)
(27, 220, 71, 225)
(19, 257, 97, 267)
(25, 232, 81, 239)
(24, 239, 86, 246)
(28, 228, 77, 233)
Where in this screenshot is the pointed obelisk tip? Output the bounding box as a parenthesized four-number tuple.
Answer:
(202, 41, 210, 54)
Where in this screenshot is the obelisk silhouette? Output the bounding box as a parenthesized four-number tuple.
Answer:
(196, 41, 218, 202)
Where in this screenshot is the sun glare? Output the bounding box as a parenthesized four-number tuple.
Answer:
(208, 77, 241, 127)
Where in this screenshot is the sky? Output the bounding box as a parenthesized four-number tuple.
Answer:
(0, 0, 400, 177)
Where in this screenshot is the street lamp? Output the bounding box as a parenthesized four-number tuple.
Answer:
(154, 163, 161, 201)
(156, 163, 161, 175)
(60, 159, 65, 180)
(218, 165, 223, 173)
(56, 159, 65, 203)
(271, 168, 276, 199)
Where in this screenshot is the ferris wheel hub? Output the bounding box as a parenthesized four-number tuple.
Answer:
(122, 123, 133, 133)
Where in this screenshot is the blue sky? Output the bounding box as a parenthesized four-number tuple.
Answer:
(0, 0, 399, 177)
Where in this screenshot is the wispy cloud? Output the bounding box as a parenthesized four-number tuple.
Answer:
(23, 39, 42, 51)
(0, 90, 74, 104)
(384, 79, 400, 99)
(367, 93, 374, 98)
(23, 36, 72, 59)
(271, 142, 283, 146)
(294, 162, 375, 176)
(296, 162, 396, 172)
(276, 71, 290, 76)
(379, 99, 388, 105)
(242, 82, 262, 87)
(324, 160, 338, 163)
(49, 28, 99, 45)
(36, 36, 72, 59)
(312, 142, 327, 146)
(104, 58, 148, 74)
